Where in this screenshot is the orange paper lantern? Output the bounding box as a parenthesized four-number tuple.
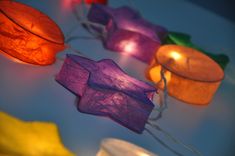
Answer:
(0, 0, 65, 65)
(146, 45, 224, 105)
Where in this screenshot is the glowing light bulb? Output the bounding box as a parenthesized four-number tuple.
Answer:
(170, 51, 182, 60)
(119, 40, 137, 54)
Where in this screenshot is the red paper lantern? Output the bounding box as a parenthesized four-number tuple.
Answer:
(0, 1, 65, 65)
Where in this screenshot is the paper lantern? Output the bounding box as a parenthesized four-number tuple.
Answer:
(56, 54, 155, 133)
(146, 45, 224, 105)
(0, 0, 65, 65)
(96, 138, 158, 156)
(0, 111, 75, 156)
(164, 31, 230, 70)
(56, 55, 201, 156)
(87, 4, 167, 63)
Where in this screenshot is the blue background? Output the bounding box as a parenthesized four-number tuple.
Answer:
(0, 0, 235, 155)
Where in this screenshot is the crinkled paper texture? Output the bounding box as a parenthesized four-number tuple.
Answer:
(87, 4, 168, 63)
(0, 1, 65, 65)
(56, 54, 156, 133)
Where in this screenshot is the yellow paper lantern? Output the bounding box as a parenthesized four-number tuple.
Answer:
(96, 138, 158, 156)
(146, 45, 224, 105)
(0, 0, 65, 65)
(0, 111, 75, 156)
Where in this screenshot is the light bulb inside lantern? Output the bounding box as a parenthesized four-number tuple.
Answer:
(169, 51, 182, 60)
(119, 40, 137, 54)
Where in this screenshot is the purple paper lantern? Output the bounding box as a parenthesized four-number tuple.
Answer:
(87, 4, 168, 63)
(56, 54, 156, 133)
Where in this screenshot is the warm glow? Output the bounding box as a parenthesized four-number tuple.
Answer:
(137, 152, 150, 156)
(169, 51, 182, 60)
(0, 50, 30, 65)
(147, 45, 224, 105)
(119, 40, 137, 54)
(149, 65, 171, 84)
(0, 1, 65, 65)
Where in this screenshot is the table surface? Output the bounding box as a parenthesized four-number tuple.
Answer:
(0, 0, 235, 156)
